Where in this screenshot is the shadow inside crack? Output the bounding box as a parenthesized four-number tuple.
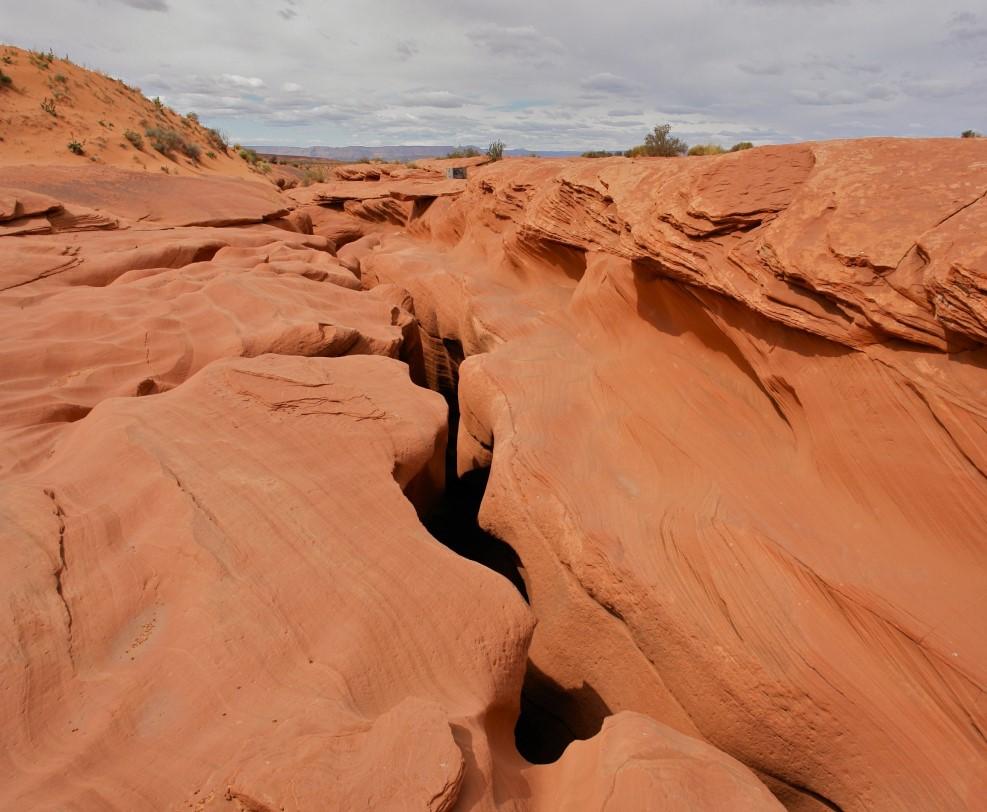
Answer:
(423, 467, 529, 603)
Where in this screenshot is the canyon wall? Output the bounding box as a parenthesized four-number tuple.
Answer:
(1, 138, 985, 810)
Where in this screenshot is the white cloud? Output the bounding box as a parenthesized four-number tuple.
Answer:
(466, 23, 564, 63)
(222, 74, 266, 89)
(4, 0, 984, 147)
(398, 90, 470, 109)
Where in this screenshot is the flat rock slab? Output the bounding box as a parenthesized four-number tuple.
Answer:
(0, 165, 288, 227)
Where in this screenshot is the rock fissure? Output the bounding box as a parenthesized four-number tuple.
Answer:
(43, 488, 74, 666)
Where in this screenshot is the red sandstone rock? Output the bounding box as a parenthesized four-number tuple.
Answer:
(2, 137, 985, 811)
(0, 354, 529, 809)
(526, 713, 783, 810)
(356, 142, 987, 809)
(0, 165, 287, 227)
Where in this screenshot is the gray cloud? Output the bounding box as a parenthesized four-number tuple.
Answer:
(396, 39, 419, 60)
(4, 0, 984, 148)
(738, 62, 784, 76)
(580, 73, 641, 94)
(792, 84, 897, 106)
(116, 0, 168, 10)
(398, 90, 470, 109)
(278, 0, 298, 21)
(947, 12, 987, 42)
(466, 23, 564, 62)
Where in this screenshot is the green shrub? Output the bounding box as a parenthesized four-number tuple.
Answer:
(48, 75, 69, 101)
(730, 141, 754, 151)
(961, 130, 982, 138)
(446, 146, 481, 158)
(181, 141, 201, 161)
(688, 143, 725, 156)
(487, 140, 505, 161)
(67, 140, 84, 155)
(302, 166, 327, 185)
(29, 50, 54, 70)
(124, 129, 144, 149)
(238, 146, 261, 165)
(206, 150, 217, 159)
(152, 96, 164, 111)
(145, 126, 184, 155)
(626, 123, 688, 157)
(186, 111, 199, 123)
(581, 150, 622, 158)
(0, 69, 11, 88)
(205, 127, 229, 153)
(40, 97, 57, 116)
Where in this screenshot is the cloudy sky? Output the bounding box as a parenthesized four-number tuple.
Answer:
(3, 0, 985, 149)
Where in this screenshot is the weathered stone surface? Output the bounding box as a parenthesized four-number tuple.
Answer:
(2, 132, 985, 811)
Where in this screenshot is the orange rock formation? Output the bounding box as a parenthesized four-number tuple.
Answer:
(1, 54, 985, 811)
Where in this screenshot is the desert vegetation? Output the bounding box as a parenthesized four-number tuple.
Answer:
(961, 129, 983, 138)
(145, 126, 201, 161)
(238, 146, 261, 165)
(688, 144, 726, 156)
(204, 127, 229, 153)
(627, 124, 689, 157)
(624, 126, 756, 158)
(302, 166, 328, 185)
(487, 140, 506, 161)
(28, 49, 54, 70)
(124, 129, 143, 149)
(446, 146, 481, 158)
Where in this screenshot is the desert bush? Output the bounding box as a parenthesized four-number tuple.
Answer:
(186, 111, 199, 123)
(238, 146, 261, 165)
(0, 69, 11, 88)
(48, 76, 70, 102)
(40, 97, 57, 116)
(446, 146, 481, 158)
(145, 126, 186, 156)
(152, 96, 164, 111)
(206, 150, 216, 159)
(124, 129, 144, 149)
(487, 140, 506, 161)
(67, 140, 84, 155)
(581, 150, 622, 158)
(961, 130, 982, 138)
(730, 141, 754, 151)
(205, 127, 229, 153)
(29, 50, 54, 70)
(302, 166, 327, 185)
(627, 123, 688, 157)
(688, 143, 725, 156)
(181, 140, 201, 162)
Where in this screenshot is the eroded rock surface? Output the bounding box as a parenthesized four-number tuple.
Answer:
(349, 140, 987, 810)
(2, 138, 984, 811)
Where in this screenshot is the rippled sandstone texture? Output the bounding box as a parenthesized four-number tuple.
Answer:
(1, 135, 985, 811)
